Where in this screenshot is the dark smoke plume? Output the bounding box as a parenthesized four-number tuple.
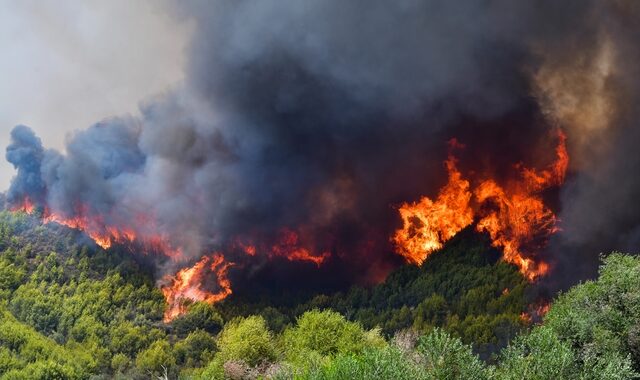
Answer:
(5, 0, 640, 290)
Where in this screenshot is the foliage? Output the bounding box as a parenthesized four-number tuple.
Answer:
(135, 340, 175, 376)
(0, 212, 172, 378)
(303, 328, 488, 380)
(416, 328, 489, 379)
(197, 315, 276, 379)
(217, 315, 277, 366)
(495, 325, 636, 380)
(220, 231, 530, 358)
(0, 211, 639, 379)
(310, 345, 428, 380)
(174, 329, 217, 368)
(0, 304, 90, 379)
(540, 253, 640, 379)
(283, 310, 375, 359)
(171, 301, 224, 336)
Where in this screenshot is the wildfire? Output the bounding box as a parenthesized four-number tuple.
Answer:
(11, 197, 36, 214)
(270, 228, 331, 267)
(15, 205, 184, 259)
(234, 228, 331, 266)
(10, 200, 331, 321)
(158, 228, 330, 321)
(8, 129, 567, 324)
(474, 180, 554, 280)
(520, 301, 551, 324)
(43, 211, 121, 249)
(161, 254, 233, 322)
(393, 131, 568, 280)
(392, 152, 474, 265)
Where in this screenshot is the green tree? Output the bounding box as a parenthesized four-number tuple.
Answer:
(314, 345, 428, 380)
(174, 329, 217, 368)
(197, 316, 276, 379)
(417, 328, 489, 380)
(171, 302, 224, 336)
(545, 254, 640, 366)
(495, 326, 576, 380)
(135, 340, 175, 375)
(283, 309, 372, 360)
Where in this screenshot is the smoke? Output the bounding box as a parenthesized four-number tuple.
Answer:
(5, 0, 640, 290)
(6, 125, 47, 206)
(533, 1, 640, 287)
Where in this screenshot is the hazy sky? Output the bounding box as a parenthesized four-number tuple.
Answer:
(0, 0, 191, 189)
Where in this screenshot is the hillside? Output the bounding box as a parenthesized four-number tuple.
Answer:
(218, 228, 530, 359)
(0, 211, 637, 379)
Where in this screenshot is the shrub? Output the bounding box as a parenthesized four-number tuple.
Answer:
(416, 328, 489, 380)
(197, 315, 276, 379)
(135, 340, 175, 375)
(283, 309, 372, 361)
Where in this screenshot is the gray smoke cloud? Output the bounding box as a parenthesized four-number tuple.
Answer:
(5, 0, 640, 288)
(6, 125, 47, 206)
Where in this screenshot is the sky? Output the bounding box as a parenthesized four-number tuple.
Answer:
(0, 0, 191, 189)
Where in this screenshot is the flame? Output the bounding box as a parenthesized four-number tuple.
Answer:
(234, 229, 331, 266)
(519, 311, 532, 324)
(270, 228, 331, 267)
(159, 228, 329, 321)
(43, 211, 118, 249)
(474, 180, 554, 280)
(392, 153, 474, 265)
(236, 241, 256, 256)
(394, 131, 568, 280)
(11, 201, 329, 320)
(520, 131, 569, 190)
(35, 206, 183, 258)
(161, 253, 233, 322)
(10, 197, 36, 214)
(475, 131, 567, 280)
(520, 301, 551, 324)
(8, 130, 567, 324)
(536, 302, 551, 316)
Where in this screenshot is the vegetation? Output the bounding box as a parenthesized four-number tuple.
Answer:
(0, 211, 638, 378)
(219, 229, 529, 359)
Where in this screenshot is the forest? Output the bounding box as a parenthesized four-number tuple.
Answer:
(0, 210, 637, 379)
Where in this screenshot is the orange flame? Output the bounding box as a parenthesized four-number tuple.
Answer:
(36, 206, 183, 259)
(270, 228, 331, 267)
(10, 197, 36, 214)
(520, 301, 551, 324)
(392, 154, 474, 265)
(161, 253, 233, 322)
(474, 180, 554, 280)
(394, 131, 568, 280)
(11, 202, 329, 321)
(537, 302, 551, 316)
(475, 131, 567, 280)
(234, 229, 331, 266)
(43, 211, 118, 249)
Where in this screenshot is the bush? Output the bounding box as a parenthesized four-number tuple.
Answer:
(314, 345, 428, 380)
(197, 315, 276, 379)
(171, 302, 224, 336)
(416, 328, 489, 380)
(283, 309, 373, 360)
(495, 326, 577, 380)
(174, 329, 217, 367)
(544, 254, 640, 366)
(135, 340, 175, 375)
